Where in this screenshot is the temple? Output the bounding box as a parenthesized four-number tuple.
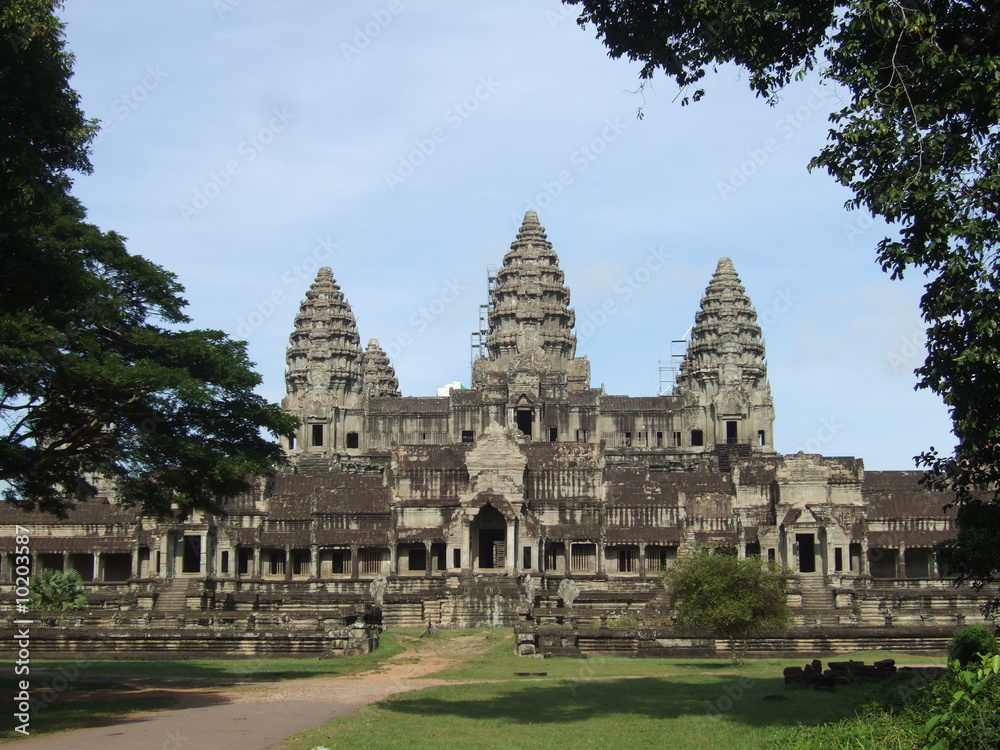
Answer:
(0, 212, 985, 635)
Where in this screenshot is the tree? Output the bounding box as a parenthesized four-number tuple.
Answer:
(0, 1, 298, 516)
(566, 0, 1000, 612)
(662, 550, 789, 664)
(29, 568, 87, 611)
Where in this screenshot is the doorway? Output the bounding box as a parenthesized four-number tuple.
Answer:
(795, 533, 816, 573)
(471, 504, 507, 570)
(182, 535, 201, 574)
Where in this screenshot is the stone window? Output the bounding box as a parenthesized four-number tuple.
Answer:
(453, 548, 461, 568)
(461, 430, 474, 443)
(405, 546, 427, 574)
(311, 424, 324, 447)
(544, 542, 565, 573)
(869, 548, 898, 578)
(291, 549, 310, 577)
(656, 431, 664, 447)
(690, 429, 704, 446)
(745, 542, 761, 557)
(758, 430, 766, 446)
(905, 547, 933, 578)
(575, 429, 588, 442)
(267, 550, 286, 576)
(238, 548, 253, 575)
(645, 545, 677, 572)
(358, 548, 387, 576)
(220, 551, 229, 574)
(615, 546, 638, 573)
(523, 546, 532, 569)
(549, 427, 558, 442)
(571, 543, 596, 573)
(288, 434, 296, 450)
(346, 431, 359, 449)
(103, 553, 132, 582)
(673, 431, 681, 446)
(834, 547, 843, 572)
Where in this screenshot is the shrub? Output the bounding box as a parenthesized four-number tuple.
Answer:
(947, 624, 998, 667)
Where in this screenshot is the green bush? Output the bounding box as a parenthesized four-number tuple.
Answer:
(922, 653, 1000, 749)
(947, 624, 998, 667)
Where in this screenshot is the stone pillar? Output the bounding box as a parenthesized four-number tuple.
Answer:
(597, 541, 606, 576)
(284, 545, 292, 581)
(898, 542, 906, 579)
(311, 544, 320, 579)
(461, 518, 472, 572)
(388, 543, 398, 575)
(131, 543, 140, 578)
(505, 519, 516, 576)
(350, 545, 360, 580)
(201, 533, 209, 577)
(94, 551, 104, 582)
(62, 551, 71, 574)
(564, 541, 572, 578)
(425, 542, 433, 578)
(638, 544, 647, 580)
(253, 545, 262, 579)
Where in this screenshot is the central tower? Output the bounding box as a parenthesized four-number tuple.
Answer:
(472, 211, 590, 400)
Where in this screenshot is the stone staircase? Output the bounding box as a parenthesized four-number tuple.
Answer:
(795, 575, 840, 626)
(154, 578, 191, 611)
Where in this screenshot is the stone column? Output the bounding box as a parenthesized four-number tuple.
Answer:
(564, 541, 572, 578)
(311, 544, 320, 579)
(350, 545, 360, 580)
(253, 545, 262, 579)
(62, 550, 71, 574)
(597, 541, 606, 576)
(201, 532, 209, 577)
(505, 519, 516, 576)
(898, 542, 906, 579)
(638, 544, 647, 580)
(284, 545, 292, 581)
(131, 542, 140, 578)
(94, 551, 104, 582)
(461, 517, 472, 572)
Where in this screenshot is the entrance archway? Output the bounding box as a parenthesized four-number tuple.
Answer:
(471, 504, 507, 570)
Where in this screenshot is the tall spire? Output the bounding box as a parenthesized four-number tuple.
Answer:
(676, 257, 767, 389)
(675, 257, 774, 451)
(361, 338, 401, 398)
(484, 211, 577, 366)
(285, 267, 363, 403)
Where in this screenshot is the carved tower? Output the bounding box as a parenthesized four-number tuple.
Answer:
(674, 257, 775, 450)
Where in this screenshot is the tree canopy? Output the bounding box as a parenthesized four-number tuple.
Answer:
(1, 0, 297, 517)
(567, 0, 1000, 609)
(662, 550, 789, 664)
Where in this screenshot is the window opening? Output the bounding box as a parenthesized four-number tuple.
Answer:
(311, 424, 323, 447)
(690, 429, 704, 446)
(346, 431, 359, 449)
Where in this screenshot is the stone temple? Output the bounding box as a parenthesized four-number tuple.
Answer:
(0, 212, 987, 638)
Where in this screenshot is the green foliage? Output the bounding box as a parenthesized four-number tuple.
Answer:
(923, 654, 1000, 749)
(28, 568, 87, 610)
(947, 623, 998, 668)
(662, 550, 789, 664)
(0, 2, 297, 516)
(565, 0, 1000, 614)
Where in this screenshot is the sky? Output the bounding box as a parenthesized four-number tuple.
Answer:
(57, 1, 954, 470)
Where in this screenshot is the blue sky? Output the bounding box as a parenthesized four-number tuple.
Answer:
(58, 1, 953, 469)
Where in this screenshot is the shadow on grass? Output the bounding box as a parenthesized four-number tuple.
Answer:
(380, 675, 874, 729)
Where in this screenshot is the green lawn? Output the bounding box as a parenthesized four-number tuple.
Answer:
(276, 633, 937, 750)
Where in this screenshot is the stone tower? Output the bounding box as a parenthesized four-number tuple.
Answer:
(674, 257, 775, 450)
(282, 266, 364, 453)
(361, 338, 401, 398)
(472, 211, 590, 396)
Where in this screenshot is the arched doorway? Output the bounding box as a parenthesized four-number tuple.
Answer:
(471, 504, 507, 570)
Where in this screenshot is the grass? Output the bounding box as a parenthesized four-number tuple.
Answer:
(275, 632, 937, 750)
(0, 695, 176, 743)
(0, 631, 407, 743)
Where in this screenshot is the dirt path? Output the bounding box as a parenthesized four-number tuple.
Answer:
(10, 633, 491, 750)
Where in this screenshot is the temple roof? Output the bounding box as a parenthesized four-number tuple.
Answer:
(484, 211, 577, 367)
(675, 257, 768, 389)
(285, 267, 363, 398)
(361, 338, 401, 398)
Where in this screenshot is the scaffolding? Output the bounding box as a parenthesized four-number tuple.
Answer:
(469, 266, 498, 375)
(658, 326, 692, 395)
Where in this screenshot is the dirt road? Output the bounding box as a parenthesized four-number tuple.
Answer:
(10, 633, 489, 750)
